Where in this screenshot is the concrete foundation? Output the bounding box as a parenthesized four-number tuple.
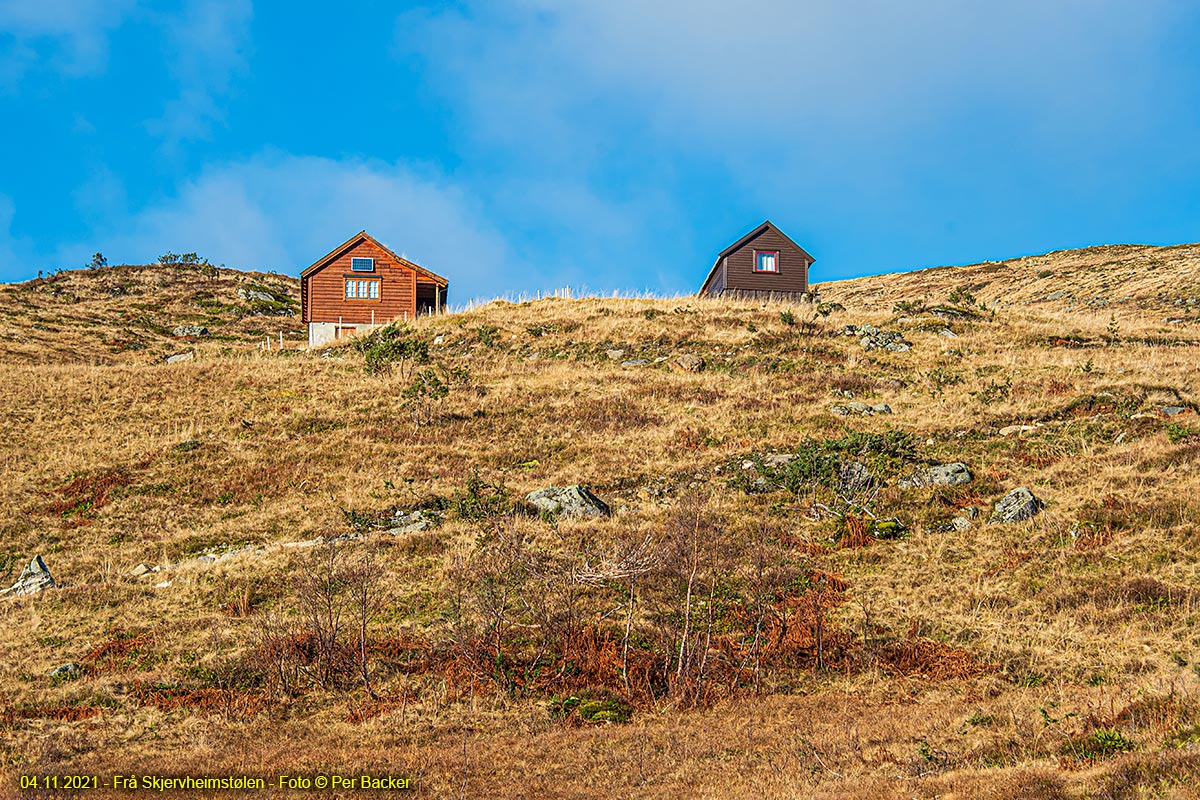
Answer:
(308, 322, 388, 348)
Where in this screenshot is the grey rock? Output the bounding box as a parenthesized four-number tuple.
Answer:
(989, 487, 1044, 524)
(838, 460, 873, 495)
(1046, 291, 1067, 300)
(899, 462, 973, 489)
(129, 563, 153, 577)
(950, 516, 974, 531)
(386, 510, 438, 535)
(433, 335, 445, 345)
(1162, 406, 1191, 417)
(999, 424, 1037, 436)
(605, 348, 627, 360)
(237, 287, 277, 303)
(761, 453, 797, 468)
(48, 663, 82, 681)
(172, 324, 208, 337)
(1, 555, 57, 597)
(526, 485, 611, 518)
(831, 401, 890, 417)
(621, 359, 649, 367)
(938, 328, 958, 337)
(841, 324, 912, 352)
(674, 354, 705, 373)
(165, 351, 194, 364)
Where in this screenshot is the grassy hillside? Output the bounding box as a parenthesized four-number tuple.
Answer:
(3, 243, 1200, 798)
(0, 262, 302, 364)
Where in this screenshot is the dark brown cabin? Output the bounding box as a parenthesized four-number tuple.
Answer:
(698, 220, 815, 300)
(300, 230, 449, 346)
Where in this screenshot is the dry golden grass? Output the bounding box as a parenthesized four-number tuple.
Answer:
(3, 243, 1200, 797)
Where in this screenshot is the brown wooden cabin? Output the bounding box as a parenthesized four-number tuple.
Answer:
(300, 230, 449, 346)
(698, 220, 815, 300)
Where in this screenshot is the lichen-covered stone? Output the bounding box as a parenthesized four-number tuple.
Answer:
(989, 487, 1044, 524)
(526, 485, 611, 518)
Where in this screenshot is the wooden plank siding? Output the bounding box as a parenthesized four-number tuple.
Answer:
(699, 221, 814, 300)
(722, 227, 810, 295)
(303, 239, 417, 325)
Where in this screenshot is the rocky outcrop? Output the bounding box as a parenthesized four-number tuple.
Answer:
(48, 663, 82, 681)
(831, 401, 892, 416)
(386, 510, 439, 535)
(838, 460, 873, 495)
(172, 325, 209, 337)
(237, 287, 277, 303)
(526, 485, 611, 518)
(989, 488, 1044, 524)
(1, 555, 56, 597)
(899, 462, 972, 489)
(672, 354, 705, 373)
(999, 424, 1038, 436)
(839, 324, 912, 352)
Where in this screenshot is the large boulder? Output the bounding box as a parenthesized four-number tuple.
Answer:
(172, 325, 208, 337)
(989, 488, 1044, 524)
(839, 324, 912, 352)
(237, 287, 277, 303)
(899, 462, 973, 489)
(526, 485, 611, 518)
(1, 555, 57, 597)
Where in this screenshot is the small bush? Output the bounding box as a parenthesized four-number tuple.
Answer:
(158, 251, 211, 268)
(549, 688, 632, 724)
(1069, 728, 1135, 760)
(453, 470, 517, 522)
(351, 324, 430, 376)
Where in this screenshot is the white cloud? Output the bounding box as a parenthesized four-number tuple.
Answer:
(146, 0, 253, 147)
(54, 153, 520, 302)
(405, 1, 1184, 156)
(0, 0, 137, 86)
(393, 1, 1192, 285)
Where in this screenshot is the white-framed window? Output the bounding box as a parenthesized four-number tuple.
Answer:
(754, 250, 779, 273)
(345, 279, 380, 299)
(351, 257, 375, 272)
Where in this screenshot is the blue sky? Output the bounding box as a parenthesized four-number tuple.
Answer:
(1, 1, 1198, 302)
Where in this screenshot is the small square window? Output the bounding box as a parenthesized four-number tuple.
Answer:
(351, 257, 374, 272)
(368, 281, 379, 299)
(755, 251, 779, 273)
(345, 281, 354, 299)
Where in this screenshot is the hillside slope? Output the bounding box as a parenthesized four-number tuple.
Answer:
(2, 244, 1200, 798)
(0, 263, 302, 364)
